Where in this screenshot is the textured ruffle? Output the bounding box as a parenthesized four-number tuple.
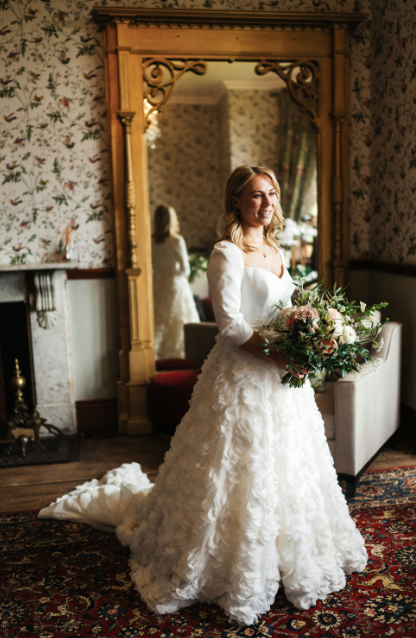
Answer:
(153, 273, 200, 359)
(39, 336, 367, 625)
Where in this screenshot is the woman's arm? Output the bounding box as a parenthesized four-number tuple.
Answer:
(239, 331, 307, 379)
(176, 235, 191, 278)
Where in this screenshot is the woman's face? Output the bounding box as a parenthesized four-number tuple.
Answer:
(233, 174, 277, 230)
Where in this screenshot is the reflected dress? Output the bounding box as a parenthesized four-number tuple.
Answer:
(152, 234, 200, 360)
(39, 240, 368, 626)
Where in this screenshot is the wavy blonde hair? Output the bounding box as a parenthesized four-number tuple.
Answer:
(153, 205, 180, 244)
(217, 165, 284, 252)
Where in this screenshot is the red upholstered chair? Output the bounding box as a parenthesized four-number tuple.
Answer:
(147, 370, 199, 436)
(155, 358, 197, 372)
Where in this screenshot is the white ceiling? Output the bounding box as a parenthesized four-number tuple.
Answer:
(169, 61, 286, 105)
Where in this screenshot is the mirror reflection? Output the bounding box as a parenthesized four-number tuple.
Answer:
(147, 62, 317, 361)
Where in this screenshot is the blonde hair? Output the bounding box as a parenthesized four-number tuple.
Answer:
(153, 205, 180, 244)
(217, 165, 284, 252)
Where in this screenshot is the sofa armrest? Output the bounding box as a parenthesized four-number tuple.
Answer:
(332, 322, 402, 476)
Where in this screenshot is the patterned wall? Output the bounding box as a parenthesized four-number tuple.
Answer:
(226, 89, 280, 172)
(0, 0, 413, 266)
(369, 0, 416, 264)
(147, 103, 223, 251)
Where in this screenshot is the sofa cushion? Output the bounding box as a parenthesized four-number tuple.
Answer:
(314, 382, 335, 440)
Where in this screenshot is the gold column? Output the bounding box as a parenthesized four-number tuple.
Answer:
(117, 101, 154, 434)
(331, 26, 350, 287)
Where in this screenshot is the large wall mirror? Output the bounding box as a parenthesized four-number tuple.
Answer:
(147, 61, 318, 360)
(93, 7, 365, 434)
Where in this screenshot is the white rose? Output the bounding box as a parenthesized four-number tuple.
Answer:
(360, 301, 366, 313)
(328, 308, 344, 338)
(360, 311, 380, 329)
(340, 326, 356, 345)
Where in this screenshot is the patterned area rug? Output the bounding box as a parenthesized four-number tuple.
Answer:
(1, 467, 416, 638)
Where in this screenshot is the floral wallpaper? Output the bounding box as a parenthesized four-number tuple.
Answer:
(0, 0, 413, 266)
(0, 0, 114, 266)
(147, 103, 223, 251)
(369, 0, 416, 264)
(226, 89, 279, 172)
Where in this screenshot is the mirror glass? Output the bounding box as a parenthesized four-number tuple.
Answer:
(146, 61, 318, 361)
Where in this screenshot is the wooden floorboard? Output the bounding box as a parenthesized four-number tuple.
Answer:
(1, 430, 415, 514)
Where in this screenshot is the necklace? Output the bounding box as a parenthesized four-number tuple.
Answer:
(249, 238, 268, 258)
(256, 242, 267, 259)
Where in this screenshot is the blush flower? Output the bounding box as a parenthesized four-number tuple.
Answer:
(281, 307, 296, 328)
(295, 305, 320, 332)
(320, 339, 338, 355)
(328, 307, 344, 338)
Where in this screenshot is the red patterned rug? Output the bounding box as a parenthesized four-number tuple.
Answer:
(1, 467, 416, 637)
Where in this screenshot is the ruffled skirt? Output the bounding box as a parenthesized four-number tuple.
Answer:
(39, 336, 367, 625)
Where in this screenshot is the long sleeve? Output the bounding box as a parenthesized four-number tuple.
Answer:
(175, 235, 191, 278)
(207, 241, 254, 346)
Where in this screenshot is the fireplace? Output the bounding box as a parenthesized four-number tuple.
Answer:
(0, 264, 76, 435)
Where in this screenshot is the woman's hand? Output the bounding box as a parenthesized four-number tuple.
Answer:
(239, 332, 309, 378)
(272, 350, 309, 378)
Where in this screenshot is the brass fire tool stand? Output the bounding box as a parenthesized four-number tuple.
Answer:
(0, 359, 65, 457)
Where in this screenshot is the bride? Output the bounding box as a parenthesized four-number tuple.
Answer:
(39, 165, 367, 626)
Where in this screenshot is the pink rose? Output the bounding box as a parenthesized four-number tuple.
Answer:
(295, 305, 320, 332)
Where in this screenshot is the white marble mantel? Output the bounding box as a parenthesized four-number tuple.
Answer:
(0, 262, 78, 434)
(0, 261, 78, 271)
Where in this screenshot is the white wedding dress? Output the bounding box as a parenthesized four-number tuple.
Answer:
(152, 234, 200, 360)
(39, 240, 367, 626)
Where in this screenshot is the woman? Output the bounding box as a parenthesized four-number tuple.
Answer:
(152, 204, 200, 360)
(39, 166, 367, 626)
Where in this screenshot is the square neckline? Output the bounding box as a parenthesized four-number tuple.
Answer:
(219, 241, 287, 281)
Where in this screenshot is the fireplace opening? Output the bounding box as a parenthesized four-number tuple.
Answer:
(0, 301, 35, 433)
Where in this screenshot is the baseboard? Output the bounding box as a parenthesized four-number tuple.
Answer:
(400, 404, 416, 444)
(75, 399, 118, 434)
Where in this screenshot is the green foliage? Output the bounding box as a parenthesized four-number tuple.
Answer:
(2, 172, 22, 185)
(41, 24, 59, 39)
(81, 129, 101, 142)
(52, 158, 62, 178)
(76, 45, 96, 58)
(189, 252, 209, 283)
(47, 111, 64, 124)
(0, 87, 16, 99)
(47, 73, 58, 94)
(53, 194, 68, 207)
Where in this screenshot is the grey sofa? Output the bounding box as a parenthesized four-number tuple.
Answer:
(315, 321, 402, 497)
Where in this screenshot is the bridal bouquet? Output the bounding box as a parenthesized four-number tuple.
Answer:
(259, 279, 389, 388)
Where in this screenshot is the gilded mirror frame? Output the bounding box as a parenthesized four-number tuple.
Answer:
(93, 7, 366, 434)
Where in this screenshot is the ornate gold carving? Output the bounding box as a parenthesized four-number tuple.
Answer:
(256, 60, 319, 129)
(117, 111, 138, 268)
(93, 8, 367, 31)
(143, 58, 207, 128)
(126, 268, 142, 344)
(330, 111, 347, 262)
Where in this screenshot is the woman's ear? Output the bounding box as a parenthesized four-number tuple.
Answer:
(231, 196, 239, 211)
